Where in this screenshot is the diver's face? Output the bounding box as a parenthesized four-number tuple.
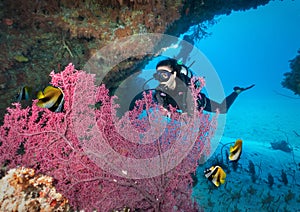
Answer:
(155, 66, 177, 90)
(155, 66, 173, 82)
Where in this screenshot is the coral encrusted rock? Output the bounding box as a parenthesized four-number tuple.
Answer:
(0, 167, 70, 211)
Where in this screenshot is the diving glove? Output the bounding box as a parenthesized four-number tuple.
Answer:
(234, 84, 255, 94)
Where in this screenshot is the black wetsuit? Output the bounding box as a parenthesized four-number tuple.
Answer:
(197, 92, 238, 114)
(129, 87, 238, 114)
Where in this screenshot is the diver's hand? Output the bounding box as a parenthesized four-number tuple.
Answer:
(234, 84, 255, 94)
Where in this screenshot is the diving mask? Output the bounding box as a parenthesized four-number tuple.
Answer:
(153, 69, 173, 82)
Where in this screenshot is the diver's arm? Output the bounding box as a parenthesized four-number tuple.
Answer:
(197, 92, 238, 114)
(197, 84, 255, 114)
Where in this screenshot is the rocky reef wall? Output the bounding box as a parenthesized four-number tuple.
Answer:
(0, 0, 270, 121)
(282, 49, 300, 95)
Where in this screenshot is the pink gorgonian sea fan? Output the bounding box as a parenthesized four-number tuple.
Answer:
(0, 63, 217, 211)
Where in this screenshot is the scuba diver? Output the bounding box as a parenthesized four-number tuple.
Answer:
(129, 58, 254, 114)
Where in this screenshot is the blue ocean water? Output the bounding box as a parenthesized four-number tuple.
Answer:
(198, 0, 300, 99)
(138, 0, 300, 143)
(187, 1, 300, 211)
(134, 0, 300, 210)
(116, 2, 300, 210)
(195, 0, 300, 143)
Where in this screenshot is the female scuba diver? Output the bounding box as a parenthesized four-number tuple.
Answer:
(129, 58, 254, 114)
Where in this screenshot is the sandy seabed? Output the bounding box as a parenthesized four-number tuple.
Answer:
(193, 92, 300, 211)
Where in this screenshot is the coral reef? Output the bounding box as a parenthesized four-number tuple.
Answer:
(0, 64, 216, 211)
(0, 167, 70, 211)
(0, 0, 183, 122)
(282, 49, 300, 95)
(169, 0, 271, 37)
(0, 0, 272, 123)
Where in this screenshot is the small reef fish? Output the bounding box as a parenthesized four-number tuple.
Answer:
(204, 165, 226, 187)
(36, 85, 64, 112)
(16, 86, 31, 102)
(228, 139, 243, 162)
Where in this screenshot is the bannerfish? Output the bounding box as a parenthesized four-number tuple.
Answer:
(36, 85, 64, 112)
(204, 165, 226, 187)
(16, 86, 31, 102)
(228, 139, 243, 162)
